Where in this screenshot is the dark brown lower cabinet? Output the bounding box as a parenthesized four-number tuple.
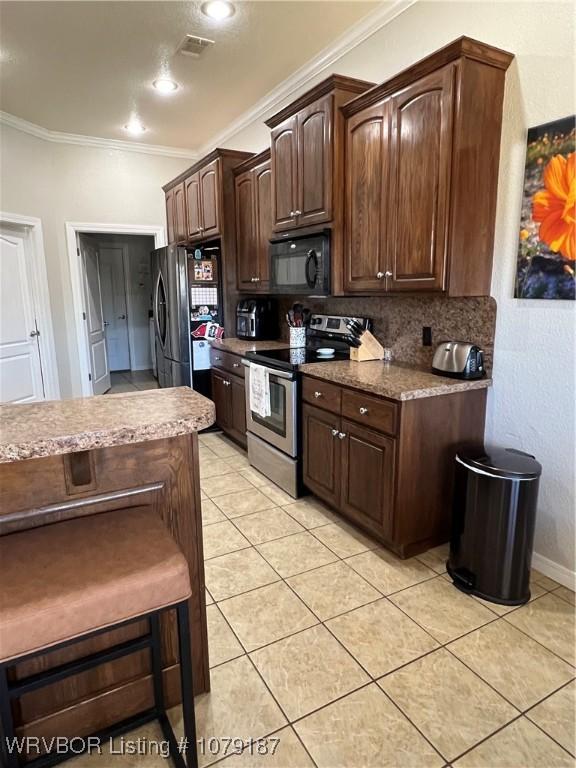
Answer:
(210, 369, 247, 449)
(302, 404, 341, 508)
(340, 419, 395, 541)
(302, 375, 487, 558)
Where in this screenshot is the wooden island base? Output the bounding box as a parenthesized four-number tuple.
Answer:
(0, 433, 209, 742)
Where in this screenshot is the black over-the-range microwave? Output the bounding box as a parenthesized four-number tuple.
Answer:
(269, 231, 330, 296)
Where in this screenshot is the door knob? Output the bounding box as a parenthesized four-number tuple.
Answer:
(376, 271, 384, 279)
(103, 321, 109, 327)
(29, 330, 40, 337)
(118, 314, 126, 319)
(331, 429, 339, 437)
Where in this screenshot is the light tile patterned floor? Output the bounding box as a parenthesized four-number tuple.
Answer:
(72, 432, 576, 767)
(106, 369, 159, 394)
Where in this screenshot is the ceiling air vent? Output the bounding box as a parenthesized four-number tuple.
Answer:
(177, 34, 214, 58)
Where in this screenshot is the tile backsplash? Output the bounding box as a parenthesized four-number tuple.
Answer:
(277, 295, 497, 371)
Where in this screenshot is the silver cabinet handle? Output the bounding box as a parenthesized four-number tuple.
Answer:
(214, 356, 222, 361)
(359, 407, 368, 415)
(254, 277, 260, 282)
(224, 380, 231, 387)
(294, 210, 302, 215)
(250, 277, 257, 282)
(29, 329, 40, 337)
(232, 362, 240, 368)
(314, 391, 323, 398)
(376, 271, 384, 279)
(290, 211, 295, 217)
(338, 432, 347, 440)
(385, 270, 393, 278)
(331, 429, 339, 437)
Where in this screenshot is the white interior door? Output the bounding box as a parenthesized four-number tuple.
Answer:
(80, 239, 111, 395)
(0, 230, 45, 403)
(99, 246, 130, 371)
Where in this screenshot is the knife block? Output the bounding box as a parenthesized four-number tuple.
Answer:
(350, 330, 385, 362)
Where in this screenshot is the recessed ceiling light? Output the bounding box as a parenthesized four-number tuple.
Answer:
(153, 78, 179, 93)
(201, 1, 235, 20)
(124, 118, 146, 135)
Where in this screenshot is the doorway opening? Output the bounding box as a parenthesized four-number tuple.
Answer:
(77, 232, 157, 395)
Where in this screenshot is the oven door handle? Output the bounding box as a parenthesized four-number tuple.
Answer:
(305, 249, 318, 289)
(241, 359, 295, 380)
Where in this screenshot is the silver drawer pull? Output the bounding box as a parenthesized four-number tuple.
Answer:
(385, 270, 393, 278)
(232, 362, 240, 368)
(331, 429, 339, 437)
(314, 391, 323, 398)
(214, 356, 222, 361)
(338, 432, 347, 440)
(376, 271, 384, 279)
(359, 407, 368, 415)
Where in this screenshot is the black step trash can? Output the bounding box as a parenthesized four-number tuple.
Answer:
(447, 447, 542, 606)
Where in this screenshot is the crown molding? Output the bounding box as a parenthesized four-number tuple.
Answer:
(0, 111, 197, 160)
(196, 0, 417, 155)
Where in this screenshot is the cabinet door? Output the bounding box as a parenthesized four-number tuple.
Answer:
(271, 115, 298, 231)
(211, 370, 231, 431)
(302, 403, 341, 508)
(173, 183, 186, 243)
(199, 159, 221, 238)
(253, 157, 272, 291)
(343, 99, 390, 293)
(185, 172, 202, 240)
(229, 373, 247, 448)
(165, 188, 176, 245)
(387, 65, 454, 292)
(340, 419, 395, 540)
(297, 95, 333, 227)
(235, 170, 257, 291)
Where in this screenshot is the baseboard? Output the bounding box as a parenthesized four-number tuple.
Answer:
(532, 551, 576, 591)
(130, 364, 153, 371)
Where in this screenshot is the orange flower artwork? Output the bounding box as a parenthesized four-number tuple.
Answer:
(532, 152, 575, 261)
(516, 115, 575, 300)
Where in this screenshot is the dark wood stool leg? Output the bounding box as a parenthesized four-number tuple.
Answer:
(0, 665, 19, 768)
(176, 601, 198, 768)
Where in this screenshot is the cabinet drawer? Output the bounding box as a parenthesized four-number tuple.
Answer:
(342, 390, 398, 435)
(302, 377, 341, 413)
(210, 348, 245, 378)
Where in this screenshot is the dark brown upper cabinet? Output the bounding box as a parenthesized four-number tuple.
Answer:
(165, 181, 186, 245)
(266, 76, 375, 242)
(234, 150, 272, 292)
(342, 37, 514, 297)
(163, 148, 253, 327)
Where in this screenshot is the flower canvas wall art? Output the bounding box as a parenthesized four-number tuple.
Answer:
(515, 115, 575, 300)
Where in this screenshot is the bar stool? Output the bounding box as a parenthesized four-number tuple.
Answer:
(0, 506, 199, 768)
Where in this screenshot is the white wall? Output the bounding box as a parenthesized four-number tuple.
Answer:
(0, 124, 190, 396)
(218, 1, 576, 578)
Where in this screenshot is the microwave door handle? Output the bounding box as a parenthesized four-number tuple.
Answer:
(305, 249, 318, 288)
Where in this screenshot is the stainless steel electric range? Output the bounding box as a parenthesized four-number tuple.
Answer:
(241, 313, 370, 497)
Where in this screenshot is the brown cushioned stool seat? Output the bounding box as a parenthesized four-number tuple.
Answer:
(0, 506, 191, 663)
(0, 506, 198, 768)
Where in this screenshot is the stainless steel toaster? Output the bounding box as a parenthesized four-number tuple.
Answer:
(431, 341, 485, 380)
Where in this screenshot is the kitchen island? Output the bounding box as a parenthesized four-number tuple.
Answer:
(0, 387, 214, 742)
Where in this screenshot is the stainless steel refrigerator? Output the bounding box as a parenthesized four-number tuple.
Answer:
(152, 245, 191, 388)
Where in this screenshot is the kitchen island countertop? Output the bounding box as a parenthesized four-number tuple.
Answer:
(299, 359, 492, 401)
(0, 386, 215, 463)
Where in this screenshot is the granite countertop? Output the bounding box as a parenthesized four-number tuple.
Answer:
(210, 337, 289, 355)
(299, 360, 492, 401)
(0, 387, 215, 463)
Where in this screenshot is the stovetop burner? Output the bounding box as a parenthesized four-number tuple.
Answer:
(244, 345, 350, 372)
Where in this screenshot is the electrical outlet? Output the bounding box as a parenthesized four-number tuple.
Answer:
(422, 326, 432, 346)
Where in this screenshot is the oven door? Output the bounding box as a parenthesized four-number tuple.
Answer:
(243, 363, 297, 457)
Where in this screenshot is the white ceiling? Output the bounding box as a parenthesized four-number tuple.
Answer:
(0, 1, 380, 152)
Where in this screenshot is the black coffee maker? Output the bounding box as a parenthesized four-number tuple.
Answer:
(236, 298, 278, 340)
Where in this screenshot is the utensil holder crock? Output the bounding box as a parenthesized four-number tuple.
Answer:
(289, 327, 306, 348)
